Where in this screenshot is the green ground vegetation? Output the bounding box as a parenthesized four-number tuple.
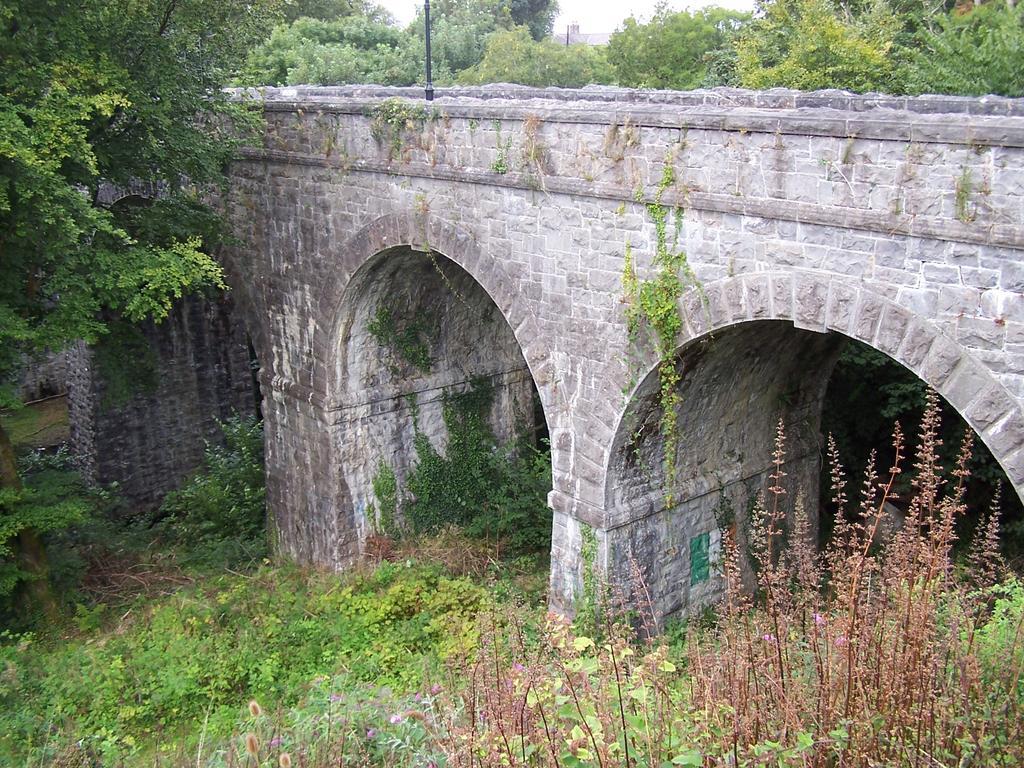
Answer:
(3, 402, 1022, 767)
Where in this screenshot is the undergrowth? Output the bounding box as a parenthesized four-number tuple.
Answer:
(0, 561, 496, 765)
(6, 394, 1022, 767)
(156, 415, 267, 568)
(452, 394, 1024, 766)
(403, 380, 552, 557)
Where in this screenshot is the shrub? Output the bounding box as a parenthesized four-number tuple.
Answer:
(0, 448, 94, 621)
(735, 0, 899, 92)
(157, 415, 266, 567)
(458, 27, 615, 88)
(0, 561, 492, 765)
(903, 3, 1024, 97)
(404, 381, 552, 556)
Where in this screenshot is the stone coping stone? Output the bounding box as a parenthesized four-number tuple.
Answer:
(229, 83, 1024, 118)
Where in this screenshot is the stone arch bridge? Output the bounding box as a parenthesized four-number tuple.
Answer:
(221, 85, 1024, 622)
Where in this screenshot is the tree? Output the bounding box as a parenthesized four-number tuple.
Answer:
(734, 0, 900, 92)
(0, 0, 277, 619)
(406, 0, 510, 82)
(607, 6, 750, 90)
(279, 0, 389, 23)
(902, 2, 1024, 97)
(243, 15, 420, 85)
(507, 0, 558, 40)
(459, 26, 614, 87)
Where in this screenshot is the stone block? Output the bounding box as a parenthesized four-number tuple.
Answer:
(793, 273, 829, 332)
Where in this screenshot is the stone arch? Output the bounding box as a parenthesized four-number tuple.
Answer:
(601, 271, 1024, 624)
(608, 270, 1024, 507)
(295, 211, 565, 553)
(310, 212, 563, 426)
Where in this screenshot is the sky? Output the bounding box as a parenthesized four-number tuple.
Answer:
(377, 0, 757, 34)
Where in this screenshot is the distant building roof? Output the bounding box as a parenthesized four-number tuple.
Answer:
(554, 23, 612, 47)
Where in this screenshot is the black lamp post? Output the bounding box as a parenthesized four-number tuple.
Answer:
(424, 0, 434, 101)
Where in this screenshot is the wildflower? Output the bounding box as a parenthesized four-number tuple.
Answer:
(390, 713, 404, 724)
(269, 737, 282, 748)
(329, 693, 344, 702)
(367, 728, 377, 739)
(248, 700, 262, 718)
(513, 663, 525, 672)
(813, 612, 826, 626)
(279, 754, 292, 768)
(244, 733, 259, 756)
(835, 634, 848, 647)
(430, 683, 442, 695)
(414, 691, 422, 701)
(762, 633, 776, 643)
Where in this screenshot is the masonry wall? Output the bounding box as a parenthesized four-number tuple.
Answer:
(69, 292, 256, 510)
(15, 349, 69, 402)
(223, 85, 1024, 620)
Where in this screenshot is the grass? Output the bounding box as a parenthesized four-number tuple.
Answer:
(1, 395, 69, 449)
(1, 551, 547, 766)
(4, 397, 1023, 767)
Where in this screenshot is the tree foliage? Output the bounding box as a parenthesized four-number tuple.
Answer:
(279, 0, 388, 23)
(0, 0, 277, 615)
(734, 0, 1024, 96)
(903, 2, 1024, 97)
(735, 0, 899, 92)
(245, 0, 562, 87)
(507, 0, 558, 40)
(607, 7, 750, 90)
(459, 27, 614, 87)
(243, 15, 420, 85)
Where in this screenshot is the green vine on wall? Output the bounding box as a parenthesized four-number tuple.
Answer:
(491, 119, 513, 174)
(369, 462, 399, 537)
(621, 161, 701, 506)
(369, 99, 430, 160)
(575, 523, 601, 637)
(367, 304, 432, 373)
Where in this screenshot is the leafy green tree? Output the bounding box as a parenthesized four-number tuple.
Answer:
(407, 0, 510, 81)
(507, 0, 558, 40)
(459, 26, 614, 87)
(426, 0, 557, 40)
(280, 0, 389, 23)
(902, 2, 1024, 97)
(607, 6, 750, 90)
(0, 0, 277, 618)
(244, 15, 420, 85)
(735, 0, 900, 92)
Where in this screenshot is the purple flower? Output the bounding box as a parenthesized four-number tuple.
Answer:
(762, 633, 776, 643)
(513, 663, 525, 672)
(430, 684, 442, 695)
(390, 713, 404, 724)
(835, 635, 848, 647)
(414, 692, 422, 701)
(330, 693, 344, 702)
(269, 737, 282, 748)
(366, 728, 377, 739)
(813, 613, 826, 626)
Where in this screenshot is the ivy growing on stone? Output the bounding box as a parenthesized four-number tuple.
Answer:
(368, 98, 429, 160)
(399, 378, 552, 555)
(370, 462, 399, 538)
(366, 304, 432, 373)
(622, 161, 701, 506)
